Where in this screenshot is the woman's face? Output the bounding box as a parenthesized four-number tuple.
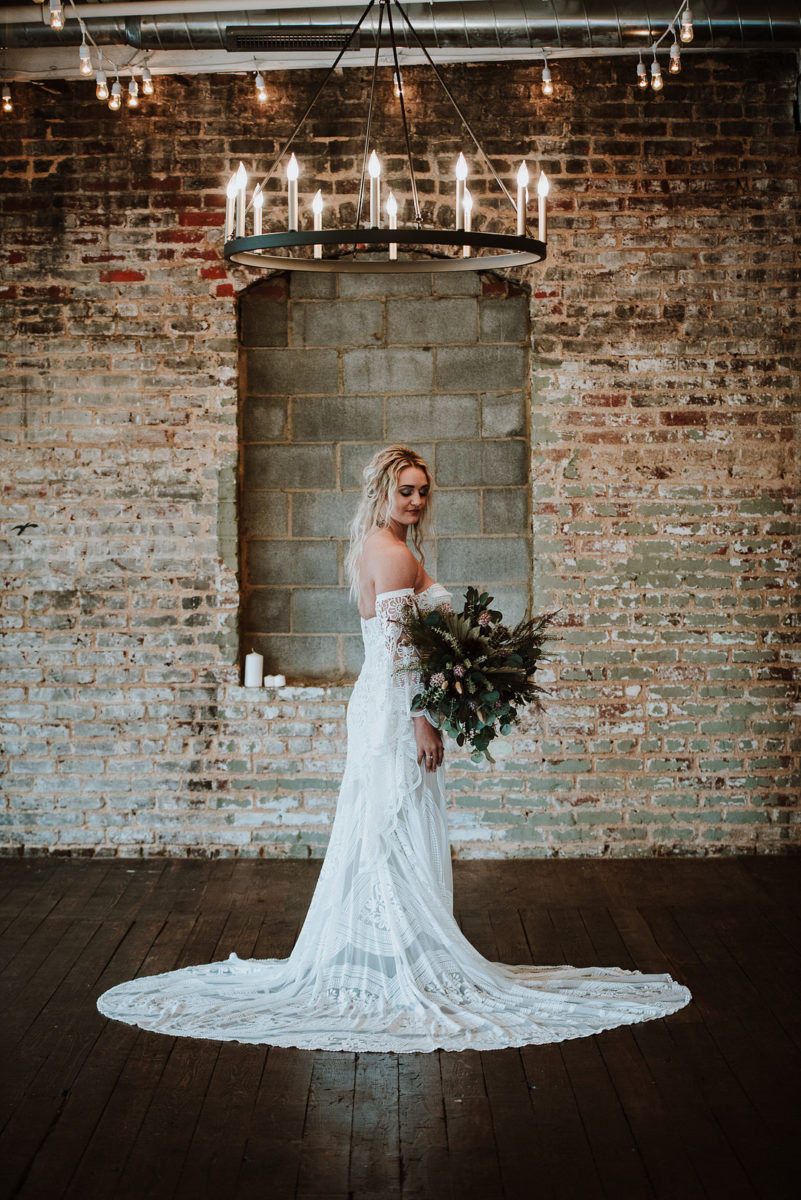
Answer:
(389, 466, 430, 528)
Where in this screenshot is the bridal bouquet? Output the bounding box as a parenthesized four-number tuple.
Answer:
(402, 587, 553, 763)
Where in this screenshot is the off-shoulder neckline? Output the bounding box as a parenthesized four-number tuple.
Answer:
(362, 582, 448, 622)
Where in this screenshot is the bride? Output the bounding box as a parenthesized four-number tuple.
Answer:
(97, 445, 691, 1051)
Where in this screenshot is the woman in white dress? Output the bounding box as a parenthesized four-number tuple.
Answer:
(97, 445, 691, 1051)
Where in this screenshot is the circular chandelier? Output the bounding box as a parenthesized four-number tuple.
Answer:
(223, 0, 549, 274)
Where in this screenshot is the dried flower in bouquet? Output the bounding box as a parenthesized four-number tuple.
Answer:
(401, 587, 554, 762)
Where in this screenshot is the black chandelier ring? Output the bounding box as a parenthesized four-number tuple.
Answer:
(224, 228, 546, 274)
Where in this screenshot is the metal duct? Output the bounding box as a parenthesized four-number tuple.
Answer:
(4, 2, 801, 52)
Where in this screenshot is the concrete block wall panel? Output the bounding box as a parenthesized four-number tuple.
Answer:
(240, 272, 531, 681)
(1, 55, 799, 858)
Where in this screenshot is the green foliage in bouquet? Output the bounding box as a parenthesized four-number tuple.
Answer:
(401, 587, 554, 763)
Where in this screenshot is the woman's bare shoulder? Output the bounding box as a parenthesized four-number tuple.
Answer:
(361, 531, 418, 593)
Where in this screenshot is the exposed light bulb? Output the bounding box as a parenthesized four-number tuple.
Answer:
(2, 85, 11, 115)
(254, 72, 268, 103)
(127, 77, 139, 108)
(680, 7, 694, 43)
(455, 152, 468, 181)
(141, 66, 153, 96)
(393, 70, 402, 99)
(253, 184, 264, 236)
(650, 53, 663, 92)
(95, 70, 108, 101)
(541, 63, 553, 97)
(49, 0, 64, 31)
(463, 187, 473, 214)
(386, 191, 398, 217)
(537, 170, 550, 199)
(312, 189, 323, 217)
(286, 153, 299, 182)
(108, 80, 122, 111)
(517, 160, 529, 188)
(368, 150, 381, 179)
(670, 38, 681, 73)
(79, 40, 92, 78)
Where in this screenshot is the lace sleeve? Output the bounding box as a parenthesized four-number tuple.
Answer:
(374, 588, 431, 723)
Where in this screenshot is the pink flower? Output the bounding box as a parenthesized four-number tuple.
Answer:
(430, 672, 447, 688)
(453, 664, 466, 678)
(477, 611, 492, 627)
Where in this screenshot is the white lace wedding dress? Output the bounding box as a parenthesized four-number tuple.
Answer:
(97, 584, 691, 1051)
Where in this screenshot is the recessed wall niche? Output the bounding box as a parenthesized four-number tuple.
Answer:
(239, 270, 531, 683)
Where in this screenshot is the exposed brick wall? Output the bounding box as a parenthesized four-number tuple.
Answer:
(240, 271, 531, 682)
(1, 55, 799, 858)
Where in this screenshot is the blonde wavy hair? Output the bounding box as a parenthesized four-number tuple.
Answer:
(346, 445, 434, 599)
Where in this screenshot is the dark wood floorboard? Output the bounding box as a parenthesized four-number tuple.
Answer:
(0, 856, 799, 1200)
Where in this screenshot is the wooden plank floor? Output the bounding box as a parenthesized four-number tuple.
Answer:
(1, 857, 799, 1200)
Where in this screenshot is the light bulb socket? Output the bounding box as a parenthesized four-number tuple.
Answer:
(142, 67, 154, 95)
(541, 64, 553, 96)
(49, 0, 63, 31)
(636, 60, 648, 89)
(680, 7, 694, 42)
(79, 45, 92, 77)
(109, 80, 122, 110)
(95, 70, 108, 100)
(127, 78, 139, 108)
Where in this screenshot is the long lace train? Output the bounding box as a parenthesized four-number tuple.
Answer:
(97, 584, 691, 1051)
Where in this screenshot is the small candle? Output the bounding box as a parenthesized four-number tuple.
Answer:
(244, 649, 263, 688)
(253, 185, 264, 237)
(287, 153, 299, 232)
(455, 152, 467, 229)
(516, 160, 529, 237)
(235, 161, 247, 238)
(312, 189, 323, 258)
(368, 151, 381, 228)
(462, 186, 473, 257)
(537, 170, 549, 242)
(387, 191, 398, 260)
(225, 171, 238, 239)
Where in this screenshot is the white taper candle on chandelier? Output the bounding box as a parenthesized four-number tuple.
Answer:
(387, 191, 398, 260)
(244, 649, 263, 688)
(369, 151, 381, 228)
(516, 160, 529, 237)
(235, 162, 247, 238)
(312, 189, 323, 258)
(462, 186, 473, 257)
(253, 185, 264, 237)
(287, 153, 299, 232)
(537, 170, 549, 242)
(225, 172, 238, 239)
(455, 152, 467, 229)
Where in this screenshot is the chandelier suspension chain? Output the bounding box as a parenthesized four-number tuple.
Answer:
(385, 0, 422, 228)
(354, 0, 386, 235)
(249, 0, 377, 214)
(392, 0, 516, 212)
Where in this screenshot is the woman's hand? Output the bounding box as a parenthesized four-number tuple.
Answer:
(413, 715, 444, 772)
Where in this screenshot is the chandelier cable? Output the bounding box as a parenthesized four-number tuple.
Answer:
(385, 0, 422, 227)
(354, 0, 386, 236)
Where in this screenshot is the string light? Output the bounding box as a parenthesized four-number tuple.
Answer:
(637, 54, 648, 89)
(95, 68, 108, 100)
(541, 58, 553, 97)
(141, 66, 154, 96)
(254, 72, 268, 103)
(393, 70, 402, 98)
(109, 76, 122, 111)
(78, 25, 92, 77)
(680, 7, 694, 42)
(650, 47, 664, 91)
(49, 0, 64, 31)
(2, 85, 12, 114)
(127, 76, 139, 108)
(670, 33, 682, 73)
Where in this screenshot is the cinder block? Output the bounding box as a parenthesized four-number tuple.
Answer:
(386, 393, 478, 441)
(433, 273, 481, 296)
(291, 300, 383, 347)
(344, 635, 365, 676)
(481, 392, 526, 437)
(341, 443, 434, 489)
(242, 588, 291, 633)
(438, 536, 529, 581)
(293, 588, 361, 633)
(479, 298, 528, 343)
(244, 444, 335, 489)
(292, 491, 358, 538)
(241, 396, 288, 442)
(240, 490, 289, 537)
(342, 349, 434, 394)
(432, 489, 481, 535)
(289, 273, 337, 299)
(247, 539, 339, 586)
(292, 396, 384, 443)
(483, 488, 529, 533)
(249, 634, 341, 681)
(247, 348, 338, 395)
(339, 272, 432, 298)
(386, 298, 477, 345)
(436, 439, 528, 486)
(436, 345, 526, 392)
(239, 292, 288, 347)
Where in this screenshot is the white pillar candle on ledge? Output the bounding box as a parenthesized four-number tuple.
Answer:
(244, 649, 263, 688)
